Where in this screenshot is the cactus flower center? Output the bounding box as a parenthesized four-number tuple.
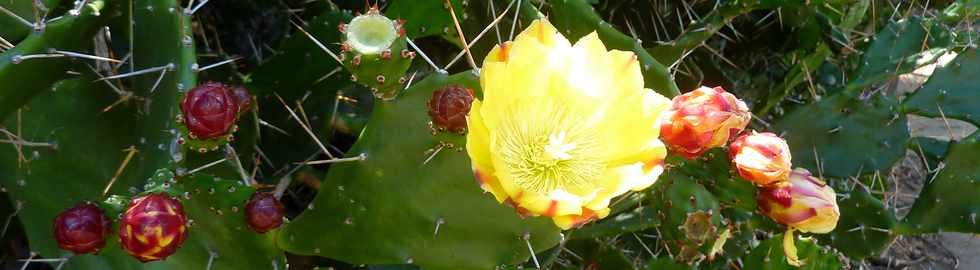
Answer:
(346, 13, 397, 55)
(497, 114, 605, 194)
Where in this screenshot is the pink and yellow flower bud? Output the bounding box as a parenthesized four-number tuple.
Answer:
(756, 168, 840, 233)
(658, 86, 751, 159)
(729, 131, 792, 186)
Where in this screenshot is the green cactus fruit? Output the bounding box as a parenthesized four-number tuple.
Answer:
(340, 7, 414, 100)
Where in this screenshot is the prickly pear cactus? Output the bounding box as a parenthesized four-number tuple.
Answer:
(1, 0, 980, 269)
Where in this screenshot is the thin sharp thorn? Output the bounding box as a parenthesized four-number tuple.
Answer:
(19, 251, 36, 270)
(633, 233, 656, 258)
(2, 201, 23, 238)
(17, 258, 68, 262)
(272, 174, 291, 200)
(313, 66, 343, 85)
(298, 153, 367, 165)
(51, 50, 122, 63)
(433, 218, 444, 236)
(524, 233, 540, 269)
(0, 139, 55, 148)
(406, 37, 443, 73)
(148, 68, 168, 93)
(113, 53, 132, 70)
(701, 44, 738, 69)
(328, 92, 342, 137)
(446, 0, 477, 70)
(54, 256, 70, 270)
(289, 20, 342, 65)
(509, 0, 522, 40)
(0, 35, 14, 49)
(488, 0, 502, 44)
(259, 119, 290, 136)
(196, 57, 241, 72)
(95, 63, 172, 81)
(103, 146, 138, 197)
(187, 0, 210, 14)
(444, 0, 516, 71)
(936, 103, 956, 141)
(185, 0, 196, 12)
(205, 251, 217, 270)
(754, 10, 776, 27)
(12, 53, 64, 62)
(275, 94, 336, 159)
(225, 145, 254, 186)
(184, 158, 229, 176)
(0, 6, 34, 28)
(403, 71, 418, 90)
(914, 141, 933, 172)
(421, 144, 446, 166)
(668, 47, 697, 71)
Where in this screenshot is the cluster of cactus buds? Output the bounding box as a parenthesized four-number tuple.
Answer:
(339, 6, 414, 101)
(244, 192, 285, 233)
(176, 82, 253, 153)
(661, 86, 840, 266)
(118, 193, 189, 262)
(52, 202, 112, 254)
(427, 84, 474, 134)
(659, 86, 751, 159)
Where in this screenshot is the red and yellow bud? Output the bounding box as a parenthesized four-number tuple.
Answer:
(729, 131, 792, 186)
(244, 192, 285, 233)
(659, 86, 751, 159)
(53, 202, 111, 254)
(427, 84, 474, 134)
(756, 169, 840, 233)
(119, 194, 188, 262)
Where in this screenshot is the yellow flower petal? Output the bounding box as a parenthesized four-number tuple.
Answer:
(783, 229, 802, 267)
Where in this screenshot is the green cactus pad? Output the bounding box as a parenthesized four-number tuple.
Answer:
(817, 186, 897, 259)
(276, 71, 561, 270)
(648, 167, 723, 264)
(385, 0, 465, 39)
(744, 233, 843, 270)
(903, 49, 980, 126)
(572, 206, 659, 240)
(0, 0, 114, 120)
(772, 93, 909, 178)
(900, 131, 980, 234)
(847, 17, 953, 93)
(0, 0, 59, 42)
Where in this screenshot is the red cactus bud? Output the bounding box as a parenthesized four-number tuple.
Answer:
(181, 82, 238, 139)
(53, 202, 111, 254)
(230, 85, 253, 114)
(757, 169, 840, 233)
(659, 86, 751, 159)
(244, 192, 284, 233)
(427, 85, 474, 133)
(729, 131, 792, 186)
(119, 194, 188, 262)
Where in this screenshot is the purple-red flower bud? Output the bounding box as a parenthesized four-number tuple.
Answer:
(53, 202, 111, 254)
(244, 192, 284, 233)
(427, 85, 474, 133)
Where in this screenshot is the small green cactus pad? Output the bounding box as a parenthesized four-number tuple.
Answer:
(174, 119, 235, 154)
(900, 131, 980, 234)
(0, 0, 113, 120)
(341, 11, 413, 100)
(772, 93, 909, 178)
(848, 17, 952, 91)
(816, 186, 897, 259)
(276, 71, 561, 270)
(743, 233, 843, 270)
(385, 0, 465, 39)
(649, 167, 723, 264)
(904, 49, 980, 126)
(547, 0, 679, 97)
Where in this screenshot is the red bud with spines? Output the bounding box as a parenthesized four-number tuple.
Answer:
(180, 82, 249, 139)
(427, 85, 474, 134)
(658, 86, 751, 159)
(53, 202, 111, 254)
(244, 192, 284, 233)
(118, 193, 188, 262)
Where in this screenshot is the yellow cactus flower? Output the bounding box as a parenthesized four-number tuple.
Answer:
(466, 19, 671, 229)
